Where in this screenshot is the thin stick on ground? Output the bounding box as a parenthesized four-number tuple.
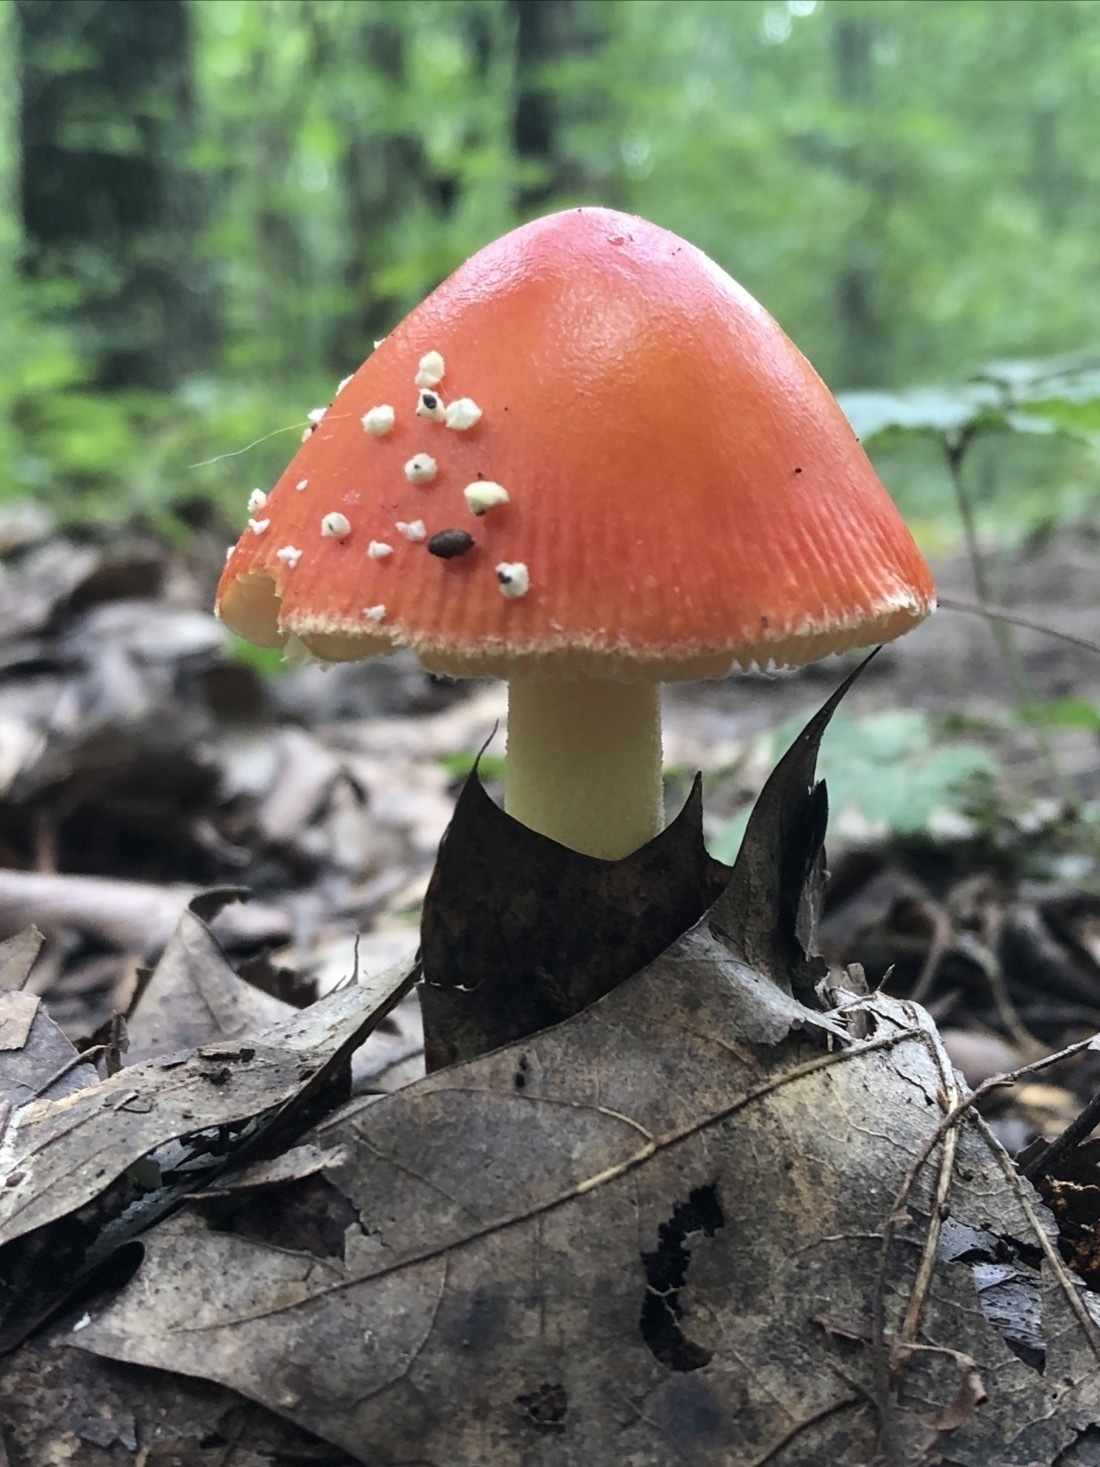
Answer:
(941, 436, 1080, 812)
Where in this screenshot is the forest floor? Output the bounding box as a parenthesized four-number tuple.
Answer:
(4, 511, 1100, 1138)
(7, 512, 1100, 1463)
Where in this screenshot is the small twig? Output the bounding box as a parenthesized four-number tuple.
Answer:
(870, 1024, 1100, 1441)
(32, 1044, 104, 1099)
(977, 1107, 1100, 1361)
(900, 1040, 961, 1347)
(951, 930, 1040, 1055)
(741, 1391, 867, 1467)
(985, 955, 1040, 1056)
(889, 1031, 1100, 1182)
(1022, 1079, 1100, 1184)
(943, 431, 987, 599)
(907, 899, 954, 1006)
(940, 437, 1080, 812)
(938, 596, 1100, 660)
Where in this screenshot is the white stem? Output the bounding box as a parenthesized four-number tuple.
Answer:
(505, 679, 663, 860)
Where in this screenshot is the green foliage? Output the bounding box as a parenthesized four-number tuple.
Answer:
(709, 707, 997, 865)
(224, 637, 290, 679)
(438, 751, 507, 784)
(5, 0, 1100, 533)
(841, 354, 1100, 448)
(838, 353, 1100, 541)
(1013, 696, 1100, 732)
(596, 0, 1100, 389)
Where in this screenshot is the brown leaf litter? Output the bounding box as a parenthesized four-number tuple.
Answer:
(5, 516, 1100, 1460)
(1, 665, 1098, 1463)
(46, 679, 1100, 1466)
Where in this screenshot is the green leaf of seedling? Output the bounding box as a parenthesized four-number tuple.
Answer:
(709, 709, 997, 866)
(821, 710, 995, 835)
(225, 637, 289, 678)
(840, 355, 1100, 449)
(1011, 397, 1100, 443)
(977, 355, 1100, 406)
(1013, 697, 1100, 732)
(438, 751, 507, 783)
(838, 384, 1002, 444)
(999, 409, 1062, 438)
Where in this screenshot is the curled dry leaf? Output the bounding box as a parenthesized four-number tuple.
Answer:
(932, 1357, 988, 1433)
(124, 898, 298, 1063)
(0, 927, 98, 1106)
(0, 914, 417, 1352)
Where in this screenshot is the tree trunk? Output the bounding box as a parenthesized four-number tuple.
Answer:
(16, 0, 214, 391)
(830, 8, 888, 386)
(0, 1, 20, 493)
(508, 0, 609, 212)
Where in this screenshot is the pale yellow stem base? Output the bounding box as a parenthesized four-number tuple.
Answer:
(505, 679, 663, 860)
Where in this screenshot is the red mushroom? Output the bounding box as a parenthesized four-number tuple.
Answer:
(217, 208, 935, 860)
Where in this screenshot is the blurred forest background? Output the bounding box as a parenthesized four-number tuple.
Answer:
(2, 0, 1099, 539)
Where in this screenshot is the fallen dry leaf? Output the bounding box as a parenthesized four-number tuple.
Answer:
(0, 976, 409, 1248)
(124, 897, 297, 1063)
(0, 991, 39, 1052)
(419, 773, 728, 1068)
(0, 921, 417, 1352)
(0, 1323, 359, 1467)
(70, 672, 1100, 1465)
(0, 928, 98, 1107)
(74, 961, 1100, 1465)
(0, 928, 44, 994)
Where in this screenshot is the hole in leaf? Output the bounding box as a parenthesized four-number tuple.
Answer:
(515, 1380, 567, 1431)
(640, 1183, 724, 1372)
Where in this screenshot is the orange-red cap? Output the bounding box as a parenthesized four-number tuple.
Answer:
(217, 207, 934, 680)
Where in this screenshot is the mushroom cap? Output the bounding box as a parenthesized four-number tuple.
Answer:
(217, 207, 935, 680)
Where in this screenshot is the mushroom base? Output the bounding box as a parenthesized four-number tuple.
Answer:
(505, 679, 663, 861)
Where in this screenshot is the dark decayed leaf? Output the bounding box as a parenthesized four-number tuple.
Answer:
(710, 656, 872, 1004)
(1034, 1139, 1100, 1292)
(421, 656, 866, 1068)
(0, 1327, 360, 1467)
(419, 773, 728, 1068)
